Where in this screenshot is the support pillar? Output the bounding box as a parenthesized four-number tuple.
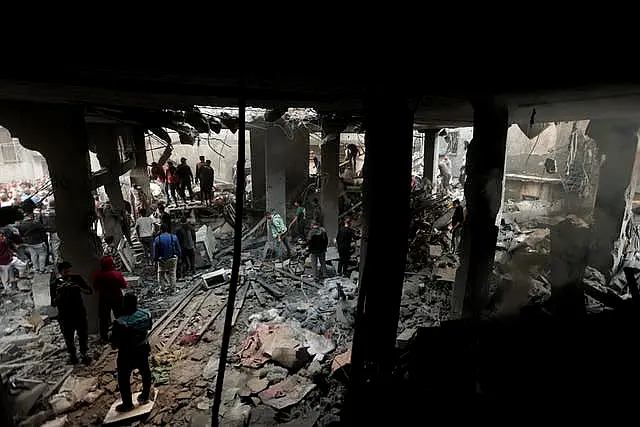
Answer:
(129, 127, 152, 212)
(2, 102, 102, 333)
(587, 119, 640, 276)
(321, 123, 340, 244)
(346, 98, 413, 424)
(285, 125, 310, 204)
(421, 129, 439, 192)
(451, 97, 509, 320)
(249, 128, 266, 210)
(265, 123, 287, 217)
(89, 124, 126, 245)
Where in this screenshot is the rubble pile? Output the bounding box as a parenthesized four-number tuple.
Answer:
(489, 217, 552, 316)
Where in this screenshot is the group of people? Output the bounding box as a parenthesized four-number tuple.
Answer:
(49, 259, 153, 412)
(0, 179, 47, 208)
(264, 203, 359, 283)
(150, 156, 215, 207)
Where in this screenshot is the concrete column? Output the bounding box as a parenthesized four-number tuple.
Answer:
(321, 125, 340, 244)
(249, 128, 266, 210)
(89, 124, 126, 245)
(421, 129, 439, 192)
(451, 97, 509, 320)
(129, 127, 152, 212)
(1, 103, 102, 333)
(265, 123, 287, 217)
(285, 125, 310, 205)
(587, 119, 640, 276)
(346, 98, 413, 424)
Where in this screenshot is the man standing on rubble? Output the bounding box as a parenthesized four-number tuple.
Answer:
(439, 156, 452, 193)
(451, 199, 465, 254)
(337, 217, 356, 277)
(198, 160, 214, 206)
(135, 208, 156, 265)
(176, 157, 195, 204)
(307, 220, 329, 283)
(289, 200, 306, 241)
(266, 210, 291, 259)
(153, 223, 182, 292)
(93, 256, 127, 342)
(166, 161, 180, 206)
(50, 261, 92, 365)
(18, 211, 48, 274)
(111, 293, 153, 413)
(176, 218, 196, 278)
(155, 204, 172, 234)
(194, 155, 205, 185)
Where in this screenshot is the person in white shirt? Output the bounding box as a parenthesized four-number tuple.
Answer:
(135, 208, 156, 265)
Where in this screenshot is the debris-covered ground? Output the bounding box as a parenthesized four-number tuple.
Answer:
(2, 185, 466, 426)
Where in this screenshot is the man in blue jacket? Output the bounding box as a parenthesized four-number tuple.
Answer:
(153, 223, 181, 292)
(111, 293, 153, 412)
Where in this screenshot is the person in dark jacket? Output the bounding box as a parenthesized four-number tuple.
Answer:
(18, 214, 48, 273)
(198, 160, 214, 206)
(111, 293, 153, 412)
(336, 218, 356, 277)
(307, 220, 329, 283)
(93, 256, 128, 341)
(166, 161, 180, 206)
(451, 199, 465, 254)
(176, 157, 194, 203)
(50, 261, 92, 365)
(175, 218, 196, 278)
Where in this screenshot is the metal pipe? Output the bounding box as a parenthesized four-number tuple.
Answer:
(211, 89, 246, 427)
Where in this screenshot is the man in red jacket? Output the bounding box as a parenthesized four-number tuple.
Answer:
(93, 256, 128, 341)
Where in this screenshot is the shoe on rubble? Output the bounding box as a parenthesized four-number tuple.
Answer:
(69, 354, 78, 365)
(81, 354, 92, 365)
(116, 403, 135, 413)
(137, 393, 150, 405)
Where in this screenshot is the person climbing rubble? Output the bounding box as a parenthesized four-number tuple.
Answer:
(289, 200, 306, 241)
(0, 228, 27, 291)
(176, 157, 195, 203)
(18, 211, 48, 274)
(102, 235, 124, 272)
(265, 210, 291, 260)
(50, 261, 92, 365)
(93, 256, 128, 342)
(135, 208, 156, 265)
(307, 219, 329, 283)
(111, 293, 153, 413)
(153, 223, 182, 292)
(176, 217, 196, 278)
(337, 217, 357, 277)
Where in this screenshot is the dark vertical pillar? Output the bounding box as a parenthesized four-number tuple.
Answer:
(89, 124, 126, 245)
(249, 128, 266, 211)
(130, 127, 151, 212)
(451, 97, 509, 320)
(587, 119, 640, 276)
(346, 98, 413, 424)
(6, 103, 102, 333)
(285, 125, 310, 209)
(321, 124, 340, 244)
(421, 129, 439, 192)
(265, 124, 287, 217)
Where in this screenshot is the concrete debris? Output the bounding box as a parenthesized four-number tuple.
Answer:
(202, 355, 220, 380)
(41, 415, 68, 427)
(258, 374, 316, 410)
(331, 349, 352, 373)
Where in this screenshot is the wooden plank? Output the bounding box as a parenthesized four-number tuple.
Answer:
(149, 280, 204, 343)
(103, 389, 158, 425)
(259, 261, 319, 288)
(162, 288, 215, 350)
(242, 217, 266, 241)
(253, 277, 285, 299)
(249, 280, 266, 306)
(231, 282, 249, 327)
(195, 301, 227, 345)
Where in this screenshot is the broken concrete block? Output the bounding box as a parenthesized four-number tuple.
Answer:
(258, 375, 316, 410)
(246, 377, 269, 394)
(202, 355, 219, 380)
(18, 410, 49, 427)
(331, 350, 352, 373)
(434, 267, 456, 283)
(396, 328, 417, 349)
(429, 245, 443, 257)
(42, 416, 68, 427)
(14, 383, 48, 417)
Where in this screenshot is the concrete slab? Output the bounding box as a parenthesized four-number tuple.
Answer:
(103, 389, 158, 425)
(30, 274, 51, 309)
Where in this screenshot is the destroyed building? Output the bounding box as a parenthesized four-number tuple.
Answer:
(1, 60, 640, 426)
